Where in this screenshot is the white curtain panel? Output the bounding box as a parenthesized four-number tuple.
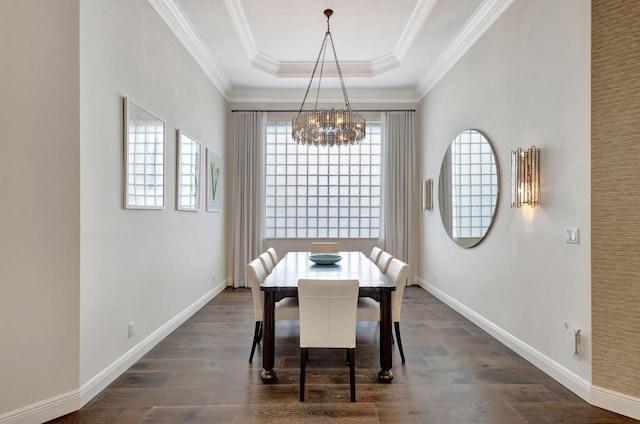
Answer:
(380, 111, 418, 284)
(230, 111, 267, 288)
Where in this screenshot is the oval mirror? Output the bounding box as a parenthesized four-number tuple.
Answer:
(438, 129, 499, 248)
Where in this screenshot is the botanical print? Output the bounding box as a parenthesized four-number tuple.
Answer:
(207, 149, 222, 212)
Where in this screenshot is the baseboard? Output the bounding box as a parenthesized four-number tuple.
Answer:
(0, 282, 226, 424)
(0, 390, 80, 424)
(79, 282, 225, 404)
(416, 278, 640, 421)
(592, 385, 640, 421)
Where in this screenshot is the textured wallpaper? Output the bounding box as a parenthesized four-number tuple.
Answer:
(592, 0, 640, 397)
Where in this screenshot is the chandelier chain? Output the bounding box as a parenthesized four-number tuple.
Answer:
(314, 36, 328, 110)
(297, 31, 329, 114)
(328, 32, 351, 111)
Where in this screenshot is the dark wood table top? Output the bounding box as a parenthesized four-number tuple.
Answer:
(260, 251, 395, 293)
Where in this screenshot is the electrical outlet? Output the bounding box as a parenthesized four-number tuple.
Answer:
(128, 322, 135, 338)
(212, 274, 215, 284)
(433, 272, 437, 282)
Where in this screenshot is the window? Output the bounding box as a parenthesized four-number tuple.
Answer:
(265, 121, 381, 238)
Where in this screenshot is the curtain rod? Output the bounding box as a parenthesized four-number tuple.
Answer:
(231, 109, 416, 113)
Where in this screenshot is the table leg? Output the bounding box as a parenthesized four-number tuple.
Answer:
(378, 290, 394, 382)
(261, 291, 277, 382)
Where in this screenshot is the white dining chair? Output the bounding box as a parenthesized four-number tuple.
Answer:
(298, 278, 359, 402)
(377, 251, 393, 274)
(310, 241, 339, 253)
(356, 258, 410, 363)
(266, 247, 279, 265)
(258, 251, 275, 274)
(369, 246, 383, 264)
(246, 258, 299, 363)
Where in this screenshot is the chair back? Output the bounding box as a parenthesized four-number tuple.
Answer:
(246, 258, 267, 321)
(266, 247, 279, 265)
(298, 279, 359, 349)
(386, 258, 410, 322)
(377, 251, 393, 274)
(258, 251, 275, 273)
(369, 246, 383, 263)
(310, 241, 339, 253)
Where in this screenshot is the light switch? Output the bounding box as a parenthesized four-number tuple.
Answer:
(565, 228, 579, 244)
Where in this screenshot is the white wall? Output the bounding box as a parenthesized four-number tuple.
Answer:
(419, 0, 591, 389)
(0, 0, 227, 421)
(79, 0, 227, 388)
(0, 1, 81, 419)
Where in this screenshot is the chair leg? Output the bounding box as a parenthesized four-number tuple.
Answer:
(348, 348, 356, 402)
(300, 348, 307, 402)
(394, 321, 406, 364)
(249, 321, 261, 363)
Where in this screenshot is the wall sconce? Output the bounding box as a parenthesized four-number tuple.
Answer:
(511, 146, 540, 208)
(422, 178, 433, 211)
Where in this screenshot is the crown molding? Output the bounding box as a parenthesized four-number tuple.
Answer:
(151, 0, 513, 103)
(394, 0, 439, 60)
(223, 0, 258, 58)
(148, 0, 232, 99)
(228, 87, 422, 104)
(416, 0, 514, 99)
(223, 0, 437, 78)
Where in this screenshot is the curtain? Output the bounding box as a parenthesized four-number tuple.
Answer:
(230, 111, 267, 288)
(380, 111, 418, 284)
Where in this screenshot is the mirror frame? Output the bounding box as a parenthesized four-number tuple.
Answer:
(123, 97, 166, 209)
(176, 130, 202, 211)
(438, 129, 500, 248)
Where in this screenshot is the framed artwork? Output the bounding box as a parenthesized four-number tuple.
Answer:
(123, 97, 165, 209)
(206, 148, 222, 212)
(422, 178, 433, 211)
(176, 130, 201, 211)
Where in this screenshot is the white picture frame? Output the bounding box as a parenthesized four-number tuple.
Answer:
(176, 130, 201, 212)
(206, 148, 222, 212)
(123, 97, 165, 210)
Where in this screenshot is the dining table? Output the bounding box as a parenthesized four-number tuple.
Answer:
(260, 250, 396, 383)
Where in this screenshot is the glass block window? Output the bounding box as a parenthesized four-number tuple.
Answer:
(450, 130, 498, 239)
(265, 121, 381, 238)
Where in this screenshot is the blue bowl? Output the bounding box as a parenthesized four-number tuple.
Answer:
(309, 253, 342, 265)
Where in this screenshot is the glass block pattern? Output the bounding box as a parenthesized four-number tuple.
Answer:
(450, 130, 498, 238)
(265, 121, 381, 238)
(126, 121, 164, 208)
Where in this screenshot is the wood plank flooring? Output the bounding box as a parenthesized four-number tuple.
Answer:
(47, 287, 635, 423)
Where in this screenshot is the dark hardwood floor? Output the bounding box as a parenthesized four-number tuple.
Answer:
(47, 287, 635, 423)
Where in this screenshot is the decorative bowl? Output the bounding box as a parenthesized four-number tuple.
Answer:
(308, 253, 342, 265)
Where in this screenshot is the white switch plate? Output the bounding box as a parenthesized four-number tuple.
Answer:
(565, 228, 579, 244)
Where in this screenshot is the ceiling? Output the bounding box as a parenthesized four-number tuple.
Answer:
(149, 0, 513, 103)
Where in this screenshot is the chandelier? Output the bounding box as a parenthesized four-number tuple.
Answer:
(292, 9, 365, 147)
